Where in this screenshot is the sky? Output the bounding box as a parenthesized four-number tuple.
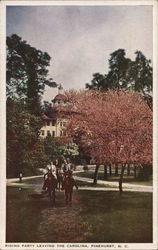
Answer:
(6, 5, 153, 102)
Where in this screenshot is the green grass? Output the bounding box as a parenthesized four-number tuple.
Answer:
(6, 187, 43, 242)
(6, 184, 152, 243)
(79, 191, 152, 243)
(19, 176, 43, 184)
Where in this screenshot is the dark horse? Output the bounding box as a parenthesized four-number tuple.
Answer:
(64, 171, 78, 205)
(56, 167, 63, 191)
(46, 170, 57, 205)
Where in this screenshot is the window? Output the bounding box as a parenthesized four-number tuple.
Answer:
(47, 130, 51, 136)
(47, 121, 50, 126)
(60, 131, 63, 137)
(52, 131, 55, 137)
(41, 130, 45, 136)
(60, 122, 62, 127)
(52, 120, 56, 126)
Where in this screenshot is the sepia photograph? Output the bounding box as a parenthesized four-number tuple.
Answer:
(0, 0, 158, 249)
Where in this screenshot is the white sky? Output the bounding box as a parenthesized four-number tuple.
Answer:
(6, 5, 153, 102)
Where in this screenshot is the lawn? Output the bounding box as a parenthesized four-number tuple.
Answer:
(79, 190, 152, 243)
(6, 181, 152, 243)
(74, 169, 153, 186)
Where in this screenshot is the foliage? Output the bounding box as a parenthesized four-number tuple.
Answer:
(86, 49, 152, 100)
(60, 141, 79, 158)
(59, 90, 152, 166)
(107, 49, 131, 90)
(6, 34, 59, 176)
(42, 137, 80, 165)
(126, 51, 152, 93)
(41, 101, 53, 114)
(42, 136, 64, 164)
(7, 34, 57, 115)
(85, 73, 108, 91)
(7, 98, 46, 177)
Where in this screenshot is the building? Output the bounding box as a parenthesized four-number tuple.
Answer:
(40, 85, 68, 138)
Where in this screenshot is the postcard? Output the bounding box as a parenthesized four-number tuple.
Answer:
(0, 1, 157, 249)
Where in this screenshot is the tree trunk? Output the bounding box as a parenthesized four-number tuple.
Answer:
(119, 164, 125, 194)
(134, 165, 137, 178)
(127, 164, 130, 176)
(104, 165, 107, 180)
(115, 164, 118, 176)
(93, 164, 100, 185)
(109, 165, 112, 176)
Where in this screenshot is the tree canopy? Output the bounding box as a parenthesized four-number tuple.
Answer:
(7, 34, 57, 115)
(7, 98, 46, 177)
(6, 34, 58, 177)
(86, 49, 152, 99)
(59, 90, 152, 166)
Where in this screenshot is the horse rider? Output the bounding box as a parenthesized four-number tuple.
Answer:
(61, 159, 68, 190)
(55, 159, 61, 176)
(62, 159, 70, 173)
(42, 161, 57, 191)
(50, 161, 57, 180)
(61, 159, 78, 190)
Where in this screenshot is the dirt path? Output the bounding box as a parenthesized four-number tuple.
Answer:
(35, 191, 88, 242)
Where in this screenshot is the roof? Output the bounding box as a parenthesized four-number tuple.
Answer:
(52, 94, 67, 102)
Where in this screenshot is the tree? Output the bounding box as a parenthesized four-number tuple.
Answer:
(107, 49, 131, 91)
(58, 90, 152, 193)
(127, 51, 152, 94)
(43, 136, 64, 164)
(6, 34, 58, 176)
(85, 49, 152, 105)
(7, 98, 46, 177)
(60, 142, 79, 160)
(85, 73, 109, 91)
(86, 49, 131, 92)
(41, 101, 53, 114)
(7, 34, 57, 115)
(42, 137, 79, 166)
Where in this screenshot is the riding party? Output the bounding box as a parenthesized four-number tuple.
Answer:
(42, 158, 78, 205)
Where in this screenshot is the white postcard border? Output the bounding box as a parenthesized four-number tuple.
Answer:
(0, 1, 157, 250)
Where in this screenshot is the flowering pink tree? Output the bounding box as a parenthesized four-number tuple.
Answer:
(59, 90, 152, 193)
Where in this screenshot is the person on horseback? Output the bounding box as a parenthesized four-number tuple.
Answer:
(42, 161, 57, 191)
(61, 159, 68, 172)
(50, 161, 57, 180)
(67, 158, 78, 190)
(61, 159, 68, 190)
(42, 163, 50, 191)
(61, 159, 78, 190)
(55, 159, 63, 190)
(55, 159, 60, 175)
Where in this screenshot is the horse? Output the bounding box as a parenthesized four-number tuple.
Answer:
(46, 170, 57, 205)
(56, 167, 63, 191)
(63, 171, 78, 205)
